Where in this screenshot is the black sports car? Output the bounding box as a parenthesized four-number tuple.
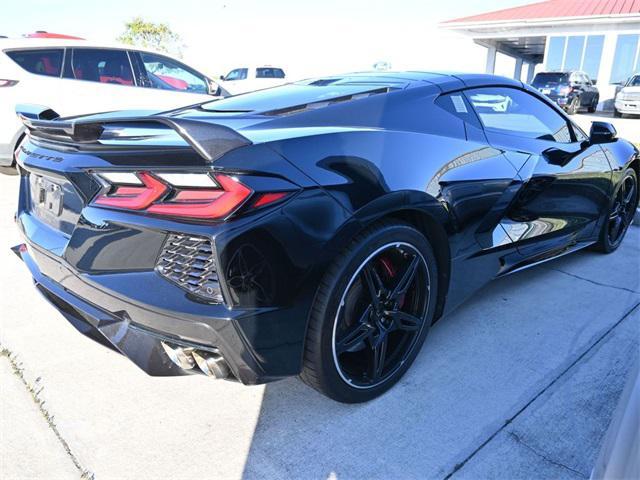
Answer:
(13, 72, 639, 403)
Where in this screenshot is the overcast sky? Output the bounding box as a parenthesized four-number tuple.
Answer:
(2, 0, 533, 78)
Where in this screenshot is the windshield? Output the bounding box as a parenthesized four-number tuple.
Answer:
(532, 73, 569, 86)
(626, 75, 640, 87)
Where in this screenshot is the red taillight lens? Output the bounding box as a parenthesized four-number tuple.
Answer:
(558, 86, 572, 96)
(147, 174, 251, 219)
(94, 172, 168, 209)
(93, 172, 253, 220)
(253, 192, 288, 208)
(0, 79, 19, 87)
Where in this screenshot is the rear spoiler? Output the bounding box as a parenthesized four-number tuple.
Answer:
(16, 104, 252, 162)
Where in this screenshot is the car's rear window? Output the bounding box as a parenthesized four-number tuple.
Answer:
(256, 67, 285, 79)
(5, 48, 64, 77)
(532, 72, 569, 86)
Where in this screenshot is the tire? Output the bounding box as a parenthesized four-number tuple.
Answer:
(593, 168, 638, 253)
(588, 96, 599, 113)
(300, 220, 438, 403)
(567, 97, 579, 115)
(613, 109, 622, 118)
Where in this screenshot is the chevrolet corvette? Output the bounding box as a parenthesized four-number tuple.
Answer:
(13, 72, 639, 402)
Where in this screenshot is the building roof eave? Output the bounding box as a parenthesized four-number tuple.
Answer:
(441, 13, 640, 32)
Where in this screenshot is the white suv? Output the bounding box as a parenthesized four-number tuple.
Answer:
(614, 74, 640, 117)
(0, 37, 224, 168)
(219, 66, 287, 95)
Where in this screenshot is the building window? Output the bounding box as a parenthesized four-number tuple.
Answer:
(582, 36, 604, 82)
(546, 37, 565, 71)
(564, 36, 585, 71)
(545, 35, 605, 83)
(609, 34, 640, 85)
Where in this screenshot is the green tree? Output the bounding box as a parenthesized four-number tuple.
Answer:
(117, 17, 183, 57)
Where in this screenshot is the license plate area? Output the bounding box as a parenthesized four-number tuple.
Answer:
(541, 88, 551, 95)
(30, 174, 63, 218)
(26, 172, 82, 236)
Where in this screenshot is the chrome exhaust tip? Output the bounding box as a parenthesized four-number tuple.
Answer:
(192, 350, 230, 379)
(161, 341, 195, 370)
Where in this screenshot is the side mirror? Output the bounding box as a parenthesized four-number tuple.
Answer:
(590, 122, 617, 144)
(219, 75, 224, 81)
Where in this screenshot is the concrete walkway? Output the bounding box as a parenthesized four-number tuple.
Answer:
(0, 173, 638, 479)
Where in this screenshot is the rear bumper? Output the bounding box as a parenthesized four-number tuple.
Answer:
(545, 94, 571, 108)
(15, 241, 279, 383)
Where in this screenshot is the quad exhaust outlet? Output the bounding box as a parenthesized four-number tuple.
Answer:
(161, 341, 230, 379)
(192, 350, 231, 379)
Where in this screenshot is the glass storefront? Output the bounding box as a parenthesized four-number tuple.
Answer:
(609, 34, 640, 85)
(545, 34, 605, 82)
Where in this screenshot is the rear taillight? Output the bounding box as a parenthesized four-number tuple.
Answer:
(558, 86, 572, 96)
(0, 79, 19, 87)
(95, 172, 168, 210)
(93, 171, 258, 220)
(147, 174, 251, 219)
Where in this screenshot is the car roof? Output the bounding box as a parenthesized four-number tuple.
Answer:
(199, 71, 522, 114)
(0, 37, 178, 57)
(306, 71, 522, 89)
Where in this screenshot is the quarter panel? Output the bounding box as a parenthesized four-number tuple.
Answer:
(269, 129, 526, 314)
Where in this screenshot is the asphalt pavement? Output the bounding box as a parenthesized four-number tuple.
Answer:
(0, 165, 639, 479)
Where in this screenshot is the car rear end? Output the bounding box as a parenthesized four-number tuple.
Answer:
(531, 72, 575, 109)
(12, 106, 339, 384)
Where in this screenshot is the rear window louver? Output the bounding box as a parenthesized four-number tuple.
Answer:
(308, 78, 342, 86)
(263, 87, 397, 116)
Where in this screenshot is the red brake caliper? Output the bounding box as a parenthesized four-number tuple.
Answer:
(379, 257, 406, 308)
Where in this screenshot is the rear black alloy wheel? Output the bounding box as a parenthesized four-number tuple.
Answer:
(332, 242, 430, 389)
(594, 168, 638, 253)
(300, 221, 438, 403)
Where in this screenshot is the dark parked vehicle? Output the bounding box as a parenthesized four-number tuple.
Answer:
(532, 71, 600, 115)
(13, 72, 639, 403)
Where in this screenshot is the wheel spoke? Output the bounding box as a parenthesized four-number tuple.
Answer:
(371, 337, 388, 381)
(623, 183, 635, 207)
(609, 209, 619, 221)
(386, 310, 422, 332)
(388, 255, 420, 301)
(335, 306, 373, 354)
(609, 215, 623, 240)
(362, 263, 385, 308)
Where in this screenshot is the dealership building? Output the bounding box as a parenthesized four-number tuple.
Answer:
(442, 0, 640, 110)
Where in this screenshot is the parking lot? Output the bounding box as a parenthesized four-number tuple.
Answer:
(0, 142, 638, 479)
